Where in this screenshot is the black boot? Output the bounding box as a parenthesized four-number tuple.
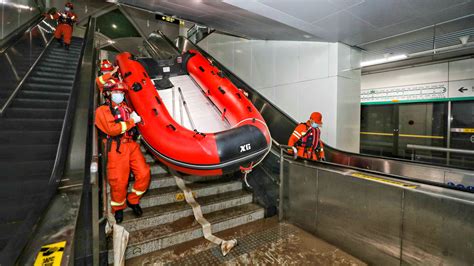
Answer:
(127, 200, 143, 217)
(114, 210, 123, 224)
(64, 44, 70, 50)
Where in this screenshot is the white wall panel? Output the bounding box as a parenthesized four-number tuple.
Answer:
(250, 41, 275, 89)
(274, 82, 300, 118)
(298, 42, 329, 80)
(337, 77, 361, 152)
(449, 58, 474, 81)
(233, 40, 252, 82)
(273, 41, 299, 85)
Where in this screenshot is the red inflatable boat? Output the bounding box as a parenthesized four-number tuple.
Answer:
(116, 50, 271, 176)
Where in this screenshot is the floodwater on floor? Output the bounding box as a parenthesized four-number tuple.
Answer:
(126, 217, 365, 265)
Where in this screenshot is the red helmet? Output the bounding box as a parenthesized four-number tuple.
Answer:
(100, 59, 114, 72)
(310, 112, 323, 124)
(103, 78, 127, 94)
(65, 2, 74, 9)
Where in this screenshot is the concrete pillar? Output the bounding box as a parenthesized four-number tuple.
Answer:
(199, 33, 361, 152)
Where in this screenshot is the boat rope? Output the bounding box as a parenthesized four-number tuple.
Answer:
(232, 118, 273, 188)
(171, 169, 237, 256)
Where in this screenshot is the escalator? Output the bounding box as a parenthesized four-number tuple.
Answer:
(172, 35, 474, 191)
(0, 25, 85, 263)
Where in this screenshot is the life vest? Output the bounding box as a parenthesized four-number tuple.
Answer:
(295, 123, 322, 158)
(57, 12, 76, 26)
(101, 102, 137, 153)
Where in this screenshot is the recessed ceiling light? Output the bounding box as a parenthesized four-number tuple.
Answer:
(303, 34, 311, 39)
(112, 24, 117, 29)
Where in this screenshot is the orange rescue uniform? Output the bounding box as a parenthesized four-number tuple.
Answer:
(48, 11, 77, 45)
(95, 103, 151, 212)
(288, 122, 325, 160)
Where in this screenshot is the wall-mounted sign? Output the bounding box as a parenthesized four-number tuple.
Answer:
(155, 14, 184, 25)
(361, 82, 448, 103)
(448, 79, 474, 99)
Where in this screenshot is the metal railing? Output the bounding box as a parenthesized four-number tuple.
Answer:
(408, 144, 474, 167)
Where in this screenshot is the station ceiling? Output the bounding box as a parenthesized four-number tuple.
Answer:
(119, 0, 473, 67)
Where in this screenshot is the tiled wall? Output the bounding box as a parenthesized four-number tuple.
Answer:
(198, 33, 361, 152)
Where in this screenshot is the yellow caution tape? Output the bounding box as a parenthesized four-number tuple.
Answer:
(461, 128, 474, 133)
(34, 241, 66, 266)
(351, 173, 418, 189)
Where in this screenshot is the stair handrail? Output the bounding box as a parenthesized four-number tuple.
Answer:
(0, 36, 54, 115)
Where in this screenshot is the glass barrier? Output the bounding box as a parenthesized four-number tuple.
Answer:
(1, 0, 41, 40)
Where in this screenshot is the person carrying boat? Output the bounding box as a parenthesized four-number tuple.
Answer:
(46, 2, 77, 50)
(95, 79, 151, 223)
(288, 112, 325, 161)
(96, 59, 119, 92)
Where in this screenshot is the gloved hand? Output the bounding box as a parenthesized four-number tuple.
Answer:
(111, 66, 119, 74)
(130, 111, 141, 124)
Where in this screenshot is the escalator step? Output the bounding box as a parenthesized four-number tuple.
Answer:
(23, 83, 72, 93)
(0, 144, 58, 161)
(0, 130, 61, 145)
(31, 71, 75, 79)
(5, 108, 66, 119)
(11, 98, 68, 109)
(48, 50, 82, 57)
(2, 179, 49, 199)
(41, 59, 79, 66)
(0, 160, 54, 179)
(36, 62, 78, 70)
(28, 77, 73, 86)
(18, 90, 70, 100)
(0, 118, 63, 131)
(0, 194, 50, 223)
(35, 66, 76, 75)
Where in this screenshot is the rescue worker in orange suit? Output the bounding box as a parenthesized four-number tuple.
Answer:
(96, 59, 119, 92)
(288, 112, 325, 161)
(95, 80, 151, 223)
(46, 2, 77, 50)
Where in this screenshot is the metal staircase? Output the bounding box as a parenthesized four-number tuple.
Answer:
(108, 149, 265, 263)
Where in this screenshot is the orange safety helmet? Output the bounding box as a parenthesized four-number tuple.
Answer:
(100, 59, 114, 72)
(103, 78, 127, 94)
(310, 112, 323, 124)
(65, 2, 74, 9)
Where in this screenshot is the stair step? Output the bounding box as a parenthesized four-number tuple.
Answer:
(122, 190, 253, 232)
(0, 144, 57, 161)
(146, 173, 222, 190)
(5, 108, 65, 119)
(138, 179, 242, 209)
(0, 160, 54, 179)
(0, 118, 63, 131)
(11, 98, 68, 109)
(23, 83, 72, 93)
(28, 77, 74, 85)
(18, 90, 70, 101)
(0, 131, 60, 145)
(150, 163, 167, 175)
(109, 204, 264, 262)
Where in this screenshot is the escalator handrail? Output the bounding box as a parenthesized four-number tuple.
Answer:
(175, 35, 474, 174)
